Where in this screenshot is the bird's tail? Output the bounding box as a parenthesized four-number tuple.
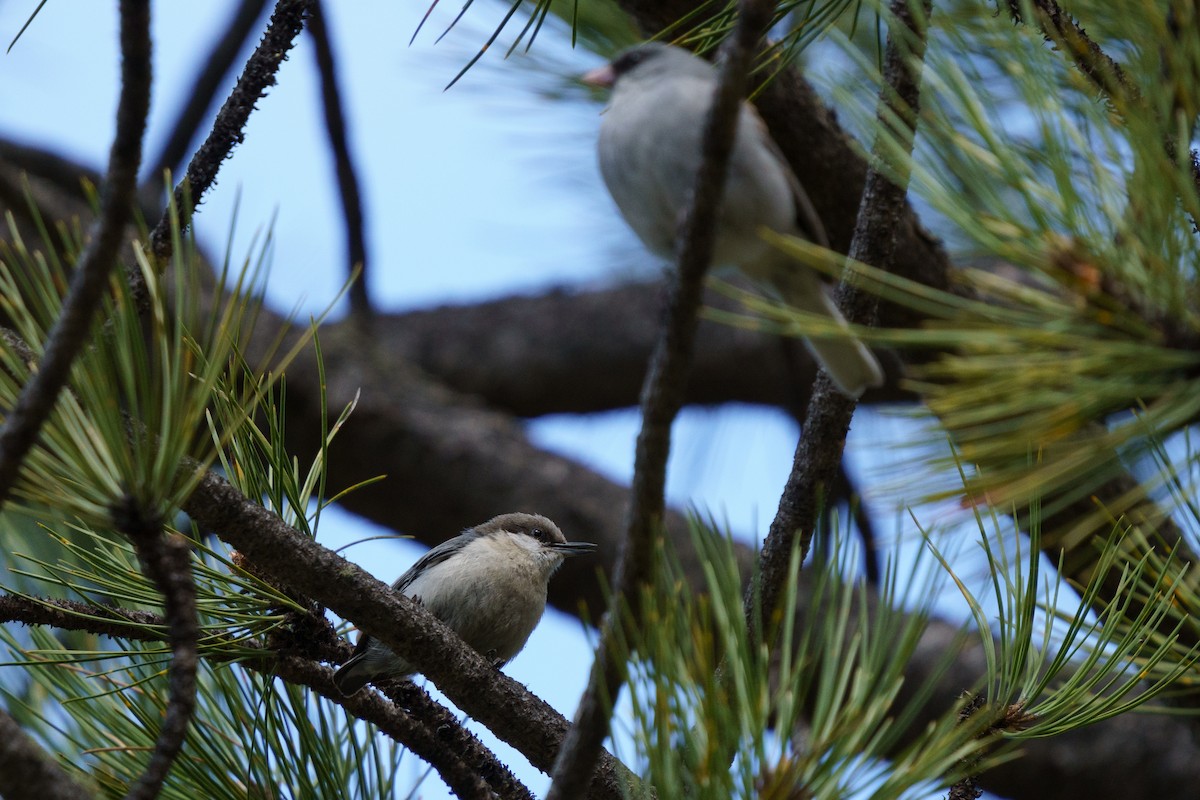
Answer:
(766, 262, 885, 398)
(802, 320, 884, 398)
(332, 653, 371, 695)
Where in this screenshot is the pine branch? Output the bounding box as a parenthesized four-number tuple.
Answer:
(0, 0, 151, 514)
(1005, 0, 1200, 229)
(142, 0, 270, 192)
(147, 0, 312, 264)
(279, 658, 516, 800)
(0, 595, 164, 635)
(1004, 0, 1132, 100)
(375, 681, 536, 800)
(945, 693, 986, 800)
(750, 0, 932, 640)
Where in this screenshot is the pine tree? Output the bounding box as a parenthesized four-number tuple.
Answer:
(1, 1, 1198, 798)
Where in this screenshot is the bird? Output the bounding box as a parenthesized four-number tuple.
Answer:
(583, 42, 885, 398)
(332, 512, 596, 695)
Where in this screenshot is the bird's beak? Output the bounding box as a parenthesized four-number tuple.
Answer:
(552, 541, 598, 556)
(581, 63, 614, 89)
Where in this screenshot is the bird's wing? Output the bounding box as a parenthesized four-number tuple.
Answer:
(748, 104, 829, 250)
(346, 530, 485, 655)
(393, 531, 483, 594)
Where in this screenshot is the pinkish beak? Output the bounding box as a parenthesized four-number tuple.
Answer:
(581, 63, 615, 88)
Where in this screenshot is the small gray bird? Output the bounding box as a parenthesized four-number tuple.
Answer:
(332, 513, 595, 695)
(584, 43, 884, 398)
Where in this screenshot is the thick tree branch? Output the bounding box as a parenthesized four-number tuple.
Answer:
(308, 0, 372, 322)
(148, 0, 312, 263)
(0, 708, 93, 800)
(0, 0, 151, 515)
(361, 285, 910, 416)
(0, 139, 102, 201)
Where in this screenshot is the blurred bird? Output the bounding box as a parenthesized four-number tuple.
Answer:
(584, 43, 884, 397)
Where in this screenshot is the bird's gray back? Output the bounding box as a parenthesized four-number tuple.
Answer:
(598, 64, 797, 267)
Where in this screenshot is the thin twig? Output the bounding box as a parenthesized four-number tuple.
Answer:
(545, 3, 777, 796)
(1005, 0, 1200, 230)
(748, 0, 932, 640)
(308, 0, 373, 323)
(0, 594, 530, 800)
(148, 0, 312, 264)
(833, 459, 881, 585)
(114, 501, 198, 800)
(1005, 0, 1132, 100)
(0, 595, 164, 635)
(0, 708, 93, 800)
(946, 693, 987, 800)
(142, 0, 270, 195)
(0, 0, 151, 514)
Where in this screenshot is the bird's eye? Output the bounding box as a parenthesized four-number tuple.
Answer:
(530, 528, 548, 542)
(613, 49, 645, 75)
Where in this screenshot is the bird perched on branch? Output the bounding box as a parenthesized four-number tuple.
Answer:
(333, 512, 595, 695)
(583, 42, 884, 398)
